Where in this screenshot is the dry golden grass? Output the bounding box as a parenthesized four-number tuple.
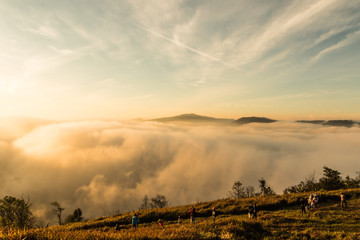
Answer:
(1, 188, 360, 239)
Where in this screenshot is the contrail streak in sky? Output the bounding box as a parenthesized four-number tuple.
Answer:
(138, 25, 241, 71)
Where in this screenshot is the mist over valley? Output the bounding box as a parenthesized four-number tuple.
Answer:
(1, 115, 359, 225)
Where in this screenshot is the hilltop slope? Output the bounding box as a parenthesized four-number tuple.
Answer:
(3, 188, 360, 239)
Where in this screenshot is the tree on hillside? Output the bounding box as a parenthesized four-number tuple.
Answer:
(318, 166, 345, 190)
(258, 178, 275, 196)
(245, 186, 255, 198)
(344, 172, 360, 189)
(65, 208, 83, 223)
(51, 201, 65, 225)
(139, 195, 151, 210)
(229, 181, 246, 199)
(302, 171, 318, 191)
(283, 171, 318, 194)
(284, 168, 360, 193)
(0, 196, 35, 228)
(150, 194, 168, 208)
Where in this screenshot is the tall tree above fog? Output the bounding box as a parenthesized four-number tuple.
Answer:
(51, 201, 65, 225)
(319, 166, 345, 190)
(229, 181, 246, 199)
(259, 178, 275, 196)
(150, 194, 168, 209)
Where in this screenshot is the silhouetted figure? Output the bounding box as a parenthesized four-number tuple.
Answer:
(115, 224, 120, 230)
(132, 213, 139, 229)
(189, 207, 196, 224)
(299, 197, 306, 214)
(212, 206, 216, 222)
(157, 219, 164, 228)
(340, 193, 347, 208)
(248, 204, 254, 219)
(313, 193, 319, 208)
(252, 203, 257, 219)
(178, 215, 181, 225)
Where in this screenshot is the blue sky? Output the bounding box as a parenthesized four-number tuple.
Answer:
(1, 0, 359, 120)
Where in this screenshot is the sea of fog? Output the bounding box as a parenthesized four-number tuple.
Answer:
(1, 118, 359, 225)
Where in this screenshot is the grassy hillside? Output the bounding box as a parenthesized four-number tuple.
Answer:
(1, 188, 360, 239)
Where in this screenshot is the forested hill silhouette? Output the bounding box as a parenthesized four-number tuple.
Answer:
(233, 117, 277, 124)
(297, 120, 359, 128)
(151, 114, 276, 124)
(296, 120, 325, 124)
(151, 113, 233, 123)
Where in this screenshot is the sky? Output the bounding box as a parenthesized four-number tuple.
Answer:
(1, 0, 360, 120)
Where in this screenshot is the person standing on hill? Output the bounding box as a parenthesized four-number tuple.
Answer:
(189, 207, 196, 224)
(212, 206, 216, 222)
(252, 203, 257, 219)
(340, 193, 347, 208)
(248, 204, 254, 219)
(308, 194, 314, 210)
(132, 213, 138, 229)
(299, 197, 306, 214)
(157, 219, 164, 228)
(313, 193, 319, 208)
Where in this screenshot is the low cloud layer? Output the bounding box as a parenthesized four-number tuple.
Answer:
(1, 118, 360, 225)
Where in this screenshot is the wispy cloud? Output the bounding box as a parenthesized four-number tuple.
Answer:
(138, 25, 241, 71)
(279, 0, 337, 32)
(311, 29, 360, 63)
(25, 24, 59, 39)
(234, 0, 339, 66)
(1, 0, 359, 119)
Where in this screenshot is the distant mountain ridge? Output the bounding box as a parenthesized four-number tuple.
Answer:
(297, 120, 359, 128)
(234, 116, 276, 124)
(152, 113, 233, 123)
(151, 114, 276, 125)
(150, 113, 359, 127)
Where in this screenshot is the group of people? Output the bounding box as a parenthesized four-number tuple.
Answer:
(189, 206, 217, 224)
(298, 192, 319, 214)
(132, 206, 217, 229)
(132, 192, 350, 229)
(298, 192, 348, 214)
(308, 192, 319, 210)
